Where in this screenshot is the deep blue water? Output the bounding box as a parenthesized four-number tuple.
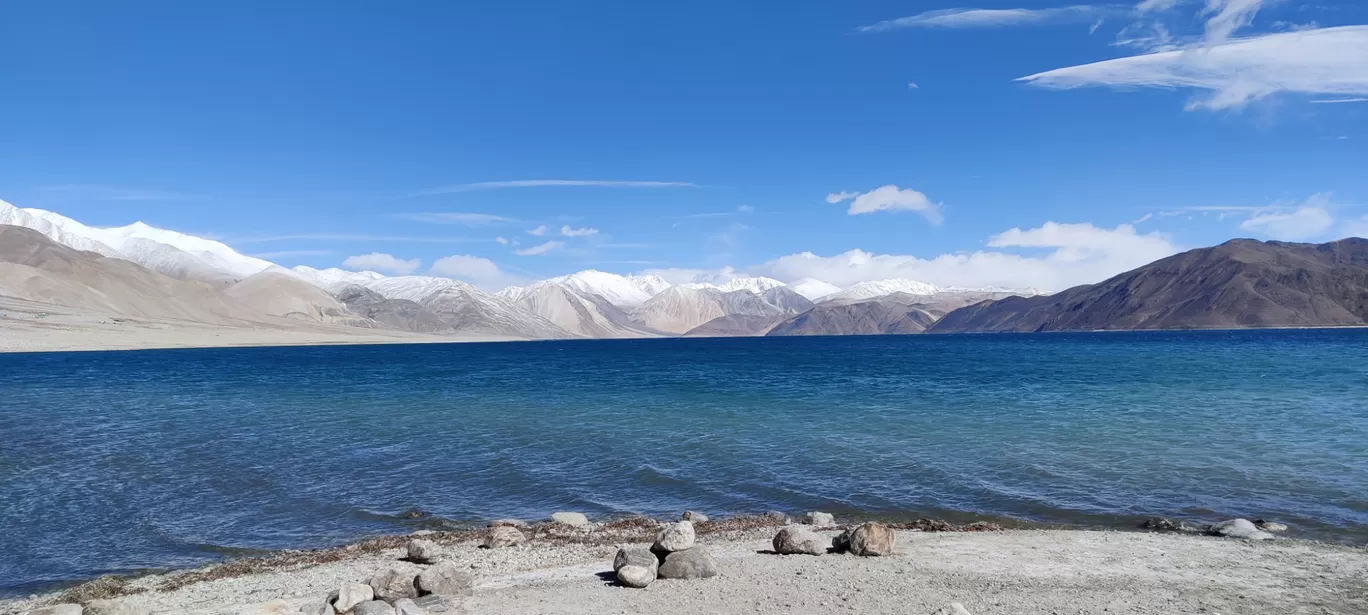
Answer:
(2, 330, 1367, 594)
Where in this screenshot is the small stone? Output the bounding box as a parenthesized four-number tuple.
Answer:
(657, 547, 719, 579)
(23, 606, 82, 615)
(551, 512, 590, 527)
(681, 511, 709, 523)
(393, 598, 427, 615)
(613, 547, 659, 588)
(370, 568, 419, 603)
(335, 582, 375, 613)
(848, 522, 896, 556)
(413, 595, 460, 613)
(1141, 517, 1201, 532)
(353, 601, 396, 615)
(237, 600, 296, 615)
(931, 603, 974, 615)
(487, 519, 527, 528)
(652, 520, 696, 553)
(300, 603, 336, 615)
(483, 525, 526, 549)
(407, 539, 441, 564)
(416, 560, 474, 597)
(1208, 519, 1274, 540)
(82, 600, 151, 615)
(1255, 519, 1289, 532)
(804, 511, 836, 526)
(773, 525, 825, 555)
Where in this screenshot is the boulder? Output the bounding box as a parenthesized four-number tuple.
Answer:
(681, 511, 709, 523)
(804, 511, 836, 526)
(1141, 517, 1201, 532)
(832, 529, 851, 552)
(932, 603, 974, 615)
(81, 601, 151, 615)
(334, 582, 375, 613)
(483, 526, 526, 549)
(1208, 519, 1274, 540)
(613, 547, 659, 588)
(652, 520, 696, 553)
(393, 598, 426, 615)
(772, 525, 825, 555)
(487, 519, 527, 528)
(1255, 519, 1289, 532)
(416, 561, 474, 597)
(23, 606, 82, 615)
(551, 512, 590, 527)
(413, 595, 461, 613)
(370, 568, 419, 603)
(300, 602, 336, 615)
(407, 539, 441, 564)
(847, 522, 896, 556)
(353, 601, 396, 615)
(237, 600, 296, 615)
(657, 547, 719, 579)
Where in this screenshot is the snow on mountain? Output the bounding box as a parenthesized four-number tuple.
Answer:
(421, 284, 571, 339)
(788, 278, 842, 301)
(508, 270, 670, 308)
(819, 278, 943, 303)
(0, 199, 273, 280)
(360, 275, 473, 302)
(289, 266, 386, 290)
(682, 276, 787, 294)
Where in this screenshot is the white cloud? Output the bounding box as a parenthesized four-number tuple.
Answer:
(1342, 216, 1368, 239)
(907, 81, 920, 89)
(1018, 26, 1368, 110)
(827, 185, 944, 224)
(1132, 213, 1154, 223)
(515, 240, 563, 256)
(342, 252, 422, 275)
(412, 179, 697, 195)
(248, 250, 334, 259)
(396, 213, 516, 225)
(1202, 0, 1267, 43)
(526, 225, 548, 236)
(1136, 0, 1186, 13)
(751, 222, 1179, 292)
(429, 255, 523, 289)
(1239, 206, 1334, 241)
(495, 236, 509, 246)
(859, 5, 1118, 31)
(737, 205, 755, 213)
(1311, 97, 1368, 104)
(561, 225, 599, 237)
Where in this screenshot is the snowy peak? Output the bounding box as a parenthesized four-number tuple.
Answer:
(682, 276, 787, 294)
(514, 269, 671, 308)
(820, 278, 943, 303)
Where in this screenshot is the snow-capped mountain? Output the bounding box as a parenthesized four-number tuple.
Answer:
(508, 283, 661, 338)
(289, 266, 386, 289)
(505, 270, 671, 309)
(0, 199, 273, 281)
(818, 278, 943, 303)
(421, 284, 570, 339)
(682, 276, 787, 294)
(788, 278, 842, 301)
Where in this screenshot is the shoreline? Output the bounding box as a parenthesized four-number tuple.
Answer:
(5, 514, 1366, 615)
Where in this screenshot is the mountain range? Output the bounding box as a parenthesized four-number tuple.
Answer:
(4, 198, 1365, 347)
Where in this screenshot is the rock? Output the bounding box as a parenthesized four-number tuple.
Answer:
(657, 547, 719, 579)
(832, 529, 851, 552)
(1141, 517, 1201, 532)
(407, 539, 441, 564)
(483, 525, 526, 549)
(772, 525, 825, 555)
(300, 603, 336, 615)
(393, 598, 427, 615)
(652, 520, 696, 552)
(487, 518, 527, 528)
(81, 601, 151, 615)
(413, 596, 461, 613)
(237, 601, 296, 615)
(1255, 519, 1289, 532)
(353, 601, 396, 615)
(613, 547, 659, 588)
(551, 512, 590, 527)
(847, 522, 897, 556)
(410, 530, 436, 537)
(334, 582, 375, 613)
(370, 568, 419, 603)
(681, 511, 709, 523)
(23, 606, 82, 615)
(932, 603, 974, 615)
(416, 560, 474, 597)
(804, 511, 836, 526)
(762, 511, 791, 524)
(1208, 518, 1274, 540)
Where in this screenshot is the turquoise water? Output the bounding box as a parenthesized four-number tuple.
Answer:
(2, 330, 1366, 593)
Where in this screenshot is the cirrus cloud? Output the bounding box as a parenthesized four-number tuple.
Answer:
(515, 240, 563, 256)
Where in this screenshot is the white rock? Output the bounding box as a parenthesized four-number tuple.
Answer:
(300, 603, 336, 615)
(1209, 518, 1274, 540)
(393, 598, 427, 615)
(804, 511, 836, 526)
(407, 539, 441, 564)
(773, 525, 825, 555)
(551, 511, 590, 526)
(652, 520, 696, 552)
(334, 582, 375, 613)
(483, 525, 527, 548)
(353, 601, 396, 615)
(416, 560, 474, 596)
(1256, 520, 1289, 532)
(22, 606, 82, 615)
(237, 600, 297, 615)
(681, 510, 709, 523)
(82, 600, 151, 615)
(370, 568, 419, 603)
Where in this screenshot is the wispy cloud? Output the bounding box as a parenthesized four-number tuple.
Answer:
(36, 184, 200, 201)
(1018, 26, 1368, 111)
(560, 225, 599, 237)
(526, 225, 548, 236)
(1311, 97, 1368, 104)
(1202, 0, 1269, 44)
(342, 253, 423, 275)
(247, 249, 334, 260)
(410, 179, 698, 196)
(230, 233, 489, 245)
(598, 242, 655, 249)
(858, 5, 1123, 32)
(515, 240, 563, 256)
(396, 212, 517, 225)
(677, 205, 758, 219)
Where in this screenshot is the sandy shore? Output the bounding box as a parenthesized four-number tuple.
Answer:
(0, 297, 510, 353)
(5, 518, 1366, 615)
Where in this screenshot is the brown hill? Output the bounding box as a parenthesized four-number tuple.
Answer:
(929, 238, 1368, 333)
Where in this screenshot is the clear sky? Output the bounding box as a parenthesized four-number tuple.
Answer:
(2, 0, 1366, 291)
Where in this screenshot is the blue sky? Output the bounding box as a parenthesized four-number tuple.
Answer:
(1, 0, 1366, 290)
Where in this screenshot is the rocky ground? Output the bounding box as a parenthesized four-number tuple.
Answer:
(5, 515, 1367, 615)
